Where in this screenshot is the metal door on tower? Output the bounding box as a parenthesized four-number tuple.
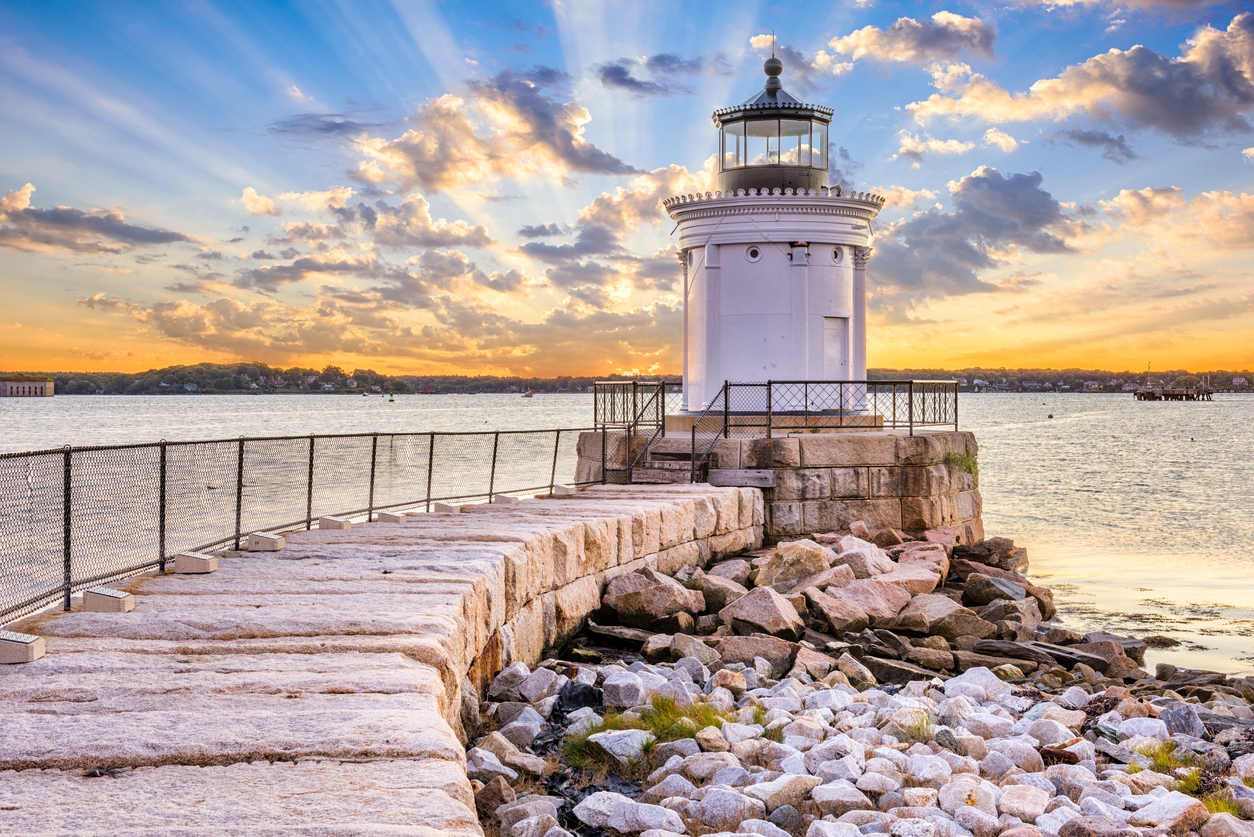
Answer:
(823, 317, 849, 379)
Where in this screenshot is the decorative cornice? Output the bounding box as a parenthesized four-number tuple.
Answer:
(664, 187, 886, 210)
(853, 246, 873, 270)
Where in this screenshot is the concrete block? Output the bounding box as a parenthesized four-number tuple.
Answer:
(895, 432, 967, 466)
(0, 630, 44, 664)
(901, 494, 959, 531)
(173, 552, 218, 574)
(375, 511, 407, 523)
(83, 587, 135, 613)
(766, 502, 803, 538)
(869, 465, 951, 499)
(319, 516, 352, 530)
(773, 468, 831, 501)
(798, 434, 897, 467)
(551, 485, 578, 496)
(741, 438, 800, 468)
(247, 532, 285, 551)
(802, 499, 902, 532)
(492, 495, 521, 505)
(831, 467, 869, 499)
(431, 502, 461, 513)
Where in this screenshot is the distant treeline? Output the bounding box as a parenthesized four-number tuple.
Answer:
(5, 363, 412, 395)
(4, 364, 1251, 395)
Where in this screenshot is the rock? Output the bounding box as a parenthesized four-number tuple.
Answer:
(589, 729, 655, 767)
(517, 667, 561, 703)
(686, 568, 749, 611)
(708, 559, 752, 587)
(1202, 813, 1254, 837)
(879, 565, 941, 596)
(694, 726, 728, 752)
(603, 671, 646, 708)
(1024, 642, 1112, 674)
(641, 773, 699, 805)
(807, 821, 863, 837)
(499, 799, 561, 837)
(861, 656, 938, 685)
(938, 782, 996, 816)
(804, 586, 870, 633)
(709, 668, 746, 695)
(889, 819, 935, 837)
(757, 539, 835, 591)
(971, 639, 1058, 665)
(467, 747, 518, 783)
(880, 593, 996, 640)
(1128, 790, 1209, 832)
(715, 634, 797, 678)
(616, 578, 705, 628)
(1000, 785, 1051, 823)
(831, 546, 895, 579)
(476, 775, 516, 819)
(849, 521, 873, 540)
(489, 662, 532, 700)
(837, 578, 912, 622)
(588, 622, 657, 646)
(671, 633, 720, 666)
(812, 781, 875, 816)
(836, 652, 876, 688)
(785, 564, 857, 595)
(512, 814, 559, 837)
(994, 663, 1026, 680)
(769, 806, 802, 833)
(1159, 703, 1208, 739)
(1116, 717, 1168, 741)
(963, 574, 1028, 606)
(793, 646, 840, 679)
(573, 791, 686, 834)
(744, 774, 824, 812)
(1082, 631, 1147, 664)
(1057, 815, 1136, 837)
(679, 751, 741, 782)
(604, 573, 654, 609)
(906, 646, 954, 671)
(904, 754, 952, 788)
(1002, 829, 1045, 837)
(694, 787, 766, 830)
(953, 538, 1028, 573)
(720, 587, 806, 641)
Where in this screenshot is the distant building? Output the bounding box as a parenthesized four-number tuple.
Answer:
(1083, 381, 1101, 391)
(183, 383, 198, 392)
(1023, 381, 1041, 389)
(249, 382, 259, 390)
(270, 377, 284, 386)
(0, 377, 54, 397)
(321, 383, 335, 391)
(303, 374, 318, 384)
(1122, 382, 1138, 391)
(957, 378, 968, 386)
(346, 378, 358, 388)
(371, 385, 382, 392)
(1235, 376, 1249, 386)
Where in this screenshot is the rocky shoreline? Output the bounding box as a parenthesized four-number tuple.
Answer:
(465, 523, 1254, 837)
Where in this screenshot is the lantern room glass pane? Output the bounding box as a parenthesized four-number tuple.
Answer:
(722, 122, 744, 169)
(745, 119, 777, 166)
(780, 120, 811, 166)
(813, 122, 829, 170)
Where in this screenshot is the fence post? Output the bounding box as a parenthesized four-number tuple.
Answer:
(488, 431, 500, 501)
(723, 383, 730, 439)
(158, 441, 167, 573)
(766, 381, 773, 439)
(908, 382, 915, 437)
(600, 429, 607, 485)
(690, 425, 697, 483)
(839, 382, 845, 428)
(62, 447, 72, 610)
(234, 437, 245, 550)
(367, 434, 378, 521)
(425, 433, 435, 511)
(306, 436, 315, 530)
(550, 429, 561, 494)
(953, 382, 959, 431)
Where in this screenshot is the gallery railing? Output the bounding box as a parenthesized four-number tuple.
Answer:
(593, 381, 683, 483)
(0, 428, 596, 624)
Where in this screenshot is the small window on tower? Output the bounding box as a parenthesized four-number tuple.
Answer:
(833, 247, 843, 262)
(746, 245, 762, 262)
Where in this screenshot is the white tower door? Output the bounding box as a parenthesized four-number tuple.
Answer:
(823, 316, 849, 379)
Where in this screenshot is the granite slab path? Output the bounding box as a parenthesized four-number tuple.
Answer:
(0, 484, 763, 836)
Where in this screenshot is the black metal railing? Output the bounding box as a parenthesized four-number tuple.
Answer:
(0, 427, 596, 624)
(593, 381, 682, 483)
(691, 380, 958, 480)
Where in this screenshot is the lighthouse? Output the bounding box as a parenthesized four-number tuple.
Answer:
(664, 56, 885, 415)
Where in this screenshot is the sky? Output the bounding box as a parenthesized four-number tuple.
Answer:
(1, 0, 1253, 377)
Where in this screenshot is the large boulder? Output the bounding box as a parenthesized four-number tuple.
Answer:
(715, 634, 797, 678)
(756, 539, 834, 591)
(830, 546, 895, 579)
(836, 578, 911, 622)
(879, 565, 941, 596)
(719, 587, 806, 640)
(953, 537, 1028, 574)
(963, 574, 1027, 606)
(803, 587, 870, 633)
(784, 564, 856, 595)
(880, 593, 996, 640)
(685, 568, 748, 611)
(573, 791, 686, 834)
(614, 572, 705, 628)
(707, 559, 752, 587)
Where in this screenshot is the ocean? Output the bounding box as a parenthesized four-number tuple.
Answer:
(1, 391, 1251, 673)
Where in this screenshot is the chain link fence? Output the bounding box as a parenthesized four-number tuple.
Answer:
(0, 428, 595, 625)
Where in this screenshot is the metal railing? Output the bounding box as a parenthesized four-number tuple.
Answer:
(0, 428, 596, 625)
(593, 381, 682, 483)
(691, 380, 958, 480)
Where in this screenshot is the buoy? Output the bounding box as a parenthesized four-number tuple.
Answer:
(1048, 414, 1053, 419)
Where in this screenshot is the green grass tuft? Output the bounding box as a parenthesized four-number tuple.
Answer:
(897, 711, 936, 744)
(944, 451, 979, 488)
(1202, 795, 1240, 816)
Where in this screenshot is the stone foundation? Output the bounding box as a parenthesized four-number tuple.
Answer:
(575, 428, 983, 545)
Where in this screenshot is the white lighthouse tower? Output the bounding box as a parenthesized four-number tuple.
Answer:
(664, 56, 885, 414)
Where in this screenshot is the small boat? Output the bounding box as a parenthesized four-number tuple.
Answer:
(521, 390, 533, 398)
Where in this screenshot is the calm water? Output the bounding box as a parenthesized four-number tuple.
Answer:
(2, 392, 1252, 673)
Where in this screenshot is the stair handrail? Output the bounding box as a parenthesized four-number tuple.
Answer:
(689, 381, 730, 483)
(623, 382, 668, 482)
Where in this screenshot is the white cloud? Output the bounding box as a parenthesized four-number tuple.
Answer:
(279, 186, 355, 213)
(827, 12, 996, 66)
(872, 185, 940, 209)
(1244, 147, 1254, 160)
(893, 131, 975, 167)
(286, 85, 312, 102)
(240, 187, 281, 216)
(982, 127, 1020, 152)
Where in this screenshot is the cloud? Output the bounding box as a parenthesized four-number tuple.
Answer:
(77, 292, 127, 310)
(871, 166, 1079, 317)
(893, 131, 975, 167)
(517, 223, 566, 238)
(351, 67, 639, 193)
(982, 127, 1020, 152)
(370, 193, 494, 249)
(873, 185, 940, 209)
(1056, 128, 1139, 162)
(748, 37, 853, 90)
(594, 53, 732, 98)
(0, 183, 192, 254)
(1011, 0, 1221, 9)
(826, 12, 997, 66)
(280, 186, 354, 213)
(286, 85, 312, 102)
(240, 187, 282, 216)
(267, 109, 394, 138)
(1100, 185, 1254, 249)
(1244, 147, 1254, 159)
(831, 147, 864, 187)
(234, 251, 380, 292)
(908, 13, 1254, 139)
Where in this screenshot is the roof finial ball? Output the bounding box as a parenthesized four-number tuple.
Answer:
(763, 55, 783, 89)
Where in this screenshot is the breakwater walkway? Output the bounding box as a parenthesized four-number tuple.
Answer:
(0, 484, 762, 836)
